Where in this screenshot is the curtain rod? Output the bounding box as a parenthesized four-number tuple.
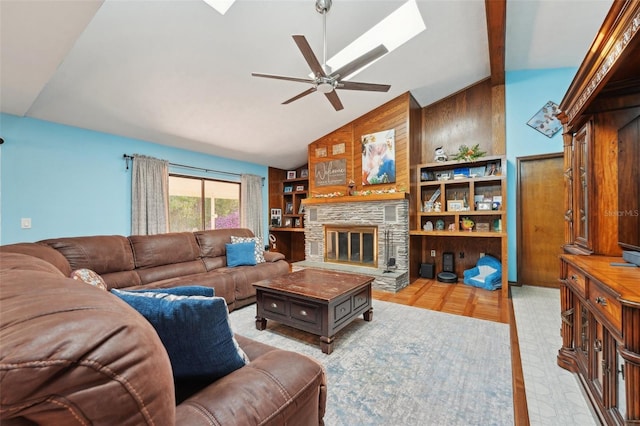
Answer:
(123, 154, 263, 181)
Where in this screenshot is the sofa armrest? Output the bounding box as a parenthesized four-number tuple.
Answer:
(176, 350, 326, 426)
(263, 251, 286, 262)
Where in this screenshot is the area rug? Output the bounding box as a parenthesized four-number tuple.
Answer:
(229, 300, 513, 425)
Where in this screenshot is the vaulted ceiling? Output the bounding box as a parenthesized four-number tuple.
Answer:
(0, 0, 612, 169)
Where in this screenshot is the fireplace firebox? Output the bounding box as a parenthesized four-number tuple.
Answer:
(324, 225, 377, 267)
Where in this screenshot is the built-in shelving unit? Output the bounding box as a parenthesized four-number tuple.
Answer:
(282, 176, 308, 229)
(412, 155, 506, 237)
(268, 166, 308, 262)
(409, 155, 508, 295)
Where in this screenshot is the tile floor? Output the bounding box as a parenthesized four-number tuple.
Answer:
(511, 286, 598, 425)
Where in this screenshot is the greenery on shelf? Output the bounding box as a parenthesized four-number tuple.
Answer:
(452, 144, 486, 162)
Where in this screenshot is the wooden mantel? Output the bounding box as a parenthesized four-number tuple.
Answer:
(303, 192, 410, 206)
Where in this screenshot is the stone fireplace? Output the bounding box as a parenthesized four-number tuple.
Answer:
(324, 225, 378, 267)
(299, 194, 409, 292)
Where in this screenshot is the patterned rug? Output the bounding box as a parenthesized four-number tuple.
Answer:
(229, 300, 513, 425)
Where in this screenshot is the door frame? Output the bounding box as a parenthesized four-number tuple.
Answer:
(516, 152, 564, 285)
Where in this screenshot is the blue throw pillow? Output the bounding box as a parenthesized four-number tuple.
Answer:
(225, 241, 257, 267)
(123, 286, 214, 297)
(111, 289, 249, 380)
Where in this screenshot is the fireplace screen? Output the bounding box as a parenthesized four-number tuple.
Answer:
(325, 226, 377, 267)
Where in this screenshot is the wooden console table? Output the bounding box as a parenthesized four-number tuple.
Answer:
(253, 269, 374, 354)
(558, 255, 640, 424)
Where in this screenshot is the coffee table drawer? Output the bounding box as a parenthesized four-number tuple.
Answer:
(291, 301, 320, 324)
(353, 289, 369, 309)
(263, 294, 287, 315)
(334, 299, 352, 322)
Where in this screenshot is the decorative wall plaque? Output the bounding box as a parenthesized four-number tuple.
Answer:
(314, 159, 347, 187)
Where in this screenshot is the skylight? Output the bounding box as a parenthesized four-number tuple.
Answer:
(203, 0, 236, 15)
(326, 0, 426, 79)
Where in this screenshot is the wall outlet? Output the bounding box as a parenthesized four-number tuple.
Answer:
(21, 218, 32, 229)
(480, 252, 485, 258)
(430, 249, 436, 257)
(459, 252, 464, 259)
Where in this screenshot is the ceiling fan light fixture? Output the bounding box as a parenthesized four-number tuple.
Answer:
(316, 81, 335, 94)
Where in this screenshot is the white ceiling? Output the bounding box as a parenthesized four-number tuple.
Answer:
(0, 0, 613, 169)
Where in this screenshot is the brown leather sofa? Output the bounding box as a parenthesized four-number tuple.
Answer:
(0, 229, 327, 425)
(3, 228, 289, 311)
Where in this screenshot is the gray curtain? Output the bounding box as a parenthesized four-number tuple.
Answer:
(131, 155, 169, 235)
(240, 174, 263, 239)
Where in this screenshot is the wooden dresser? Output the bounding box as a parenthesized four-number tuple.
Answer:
(559, 255, 640, 424)
(556, 1, 640, 424)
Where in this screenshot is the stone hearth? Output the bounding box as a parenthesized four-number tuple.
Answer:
(298, 195, 409, 292)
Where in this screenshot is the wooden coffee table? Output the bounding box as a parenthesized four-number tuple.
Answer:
(253, 269, 374, 354)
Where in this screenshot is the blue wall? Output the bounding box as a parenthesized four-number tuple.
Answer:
(0, 113, 268, 244)
(2, 68, 578, 281)
(505, 67, 577, 282)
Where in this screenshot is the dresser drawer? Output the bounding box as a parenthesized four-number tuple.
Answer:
(566, 264, 587, 298)
(588, 281, 621, 332)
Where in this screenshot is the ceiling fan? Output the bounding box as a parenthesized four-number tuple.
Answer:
(251, 0, 391, 111)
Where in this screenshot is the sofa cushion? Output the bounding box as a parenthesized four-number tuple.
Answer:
(129, 232, 201, 269)
(40, 235, 135, 275)
(230, 235, 265, 264)
(70, 268, 108, 291)
(123, 285, 214, 297)
(195, 228, 255, 259)
(111, 289, 249, 380)
(0, 242, 72, 276)
(0, 252, 66, 277)
(225, 242, 257, 267)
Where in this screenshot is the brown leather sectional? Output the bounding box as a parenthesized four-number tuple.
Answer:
(0, 228, 327, 425)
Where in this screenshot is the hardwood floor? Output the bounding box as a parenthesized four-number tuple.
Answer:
(373, 278, 529, 426)
(372, 277, 508, 323)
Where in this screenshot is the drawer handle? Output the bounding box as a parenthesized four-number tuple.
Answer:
(571, 274, 578, 281)
(595, 296, 607, 306)
(270, 302, 278, 308)
(340, 307, 346, 313)
(300, 309, 307, 316)
(594, 338, 603, 352)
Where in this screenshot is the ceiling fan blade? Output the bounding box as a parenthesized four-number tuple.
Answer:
(292, 35, 327, 77)
(338, 81, 391, 92)
(330, 44, 389, 80)
(251, 72, 315, 84)
(325, 91, 344, 111)
(282, 87, 317, 105)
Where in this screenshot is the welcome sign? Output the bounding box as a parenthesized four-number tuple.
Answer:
(315, 159, 347, 187)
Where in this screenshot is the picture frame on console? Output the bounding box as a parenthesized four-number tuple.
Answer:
(287, 171, 296, 179)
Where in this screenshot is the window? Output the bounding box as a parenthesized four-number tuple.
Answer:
(168, 175, 240, 232)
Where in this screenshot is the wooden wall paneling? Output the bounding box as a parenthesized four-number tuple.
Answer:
(485, 0, 506, 86)
(414, 236, 502, 279)
(308, 124, 353, 196)
(353, 92, 411, 193)
(421, 78, 494, 163)
(268, 167, 284, 212)
(409, 94, 423, 232)
(307, 92, 413, 198)
(491, 84, 506, 155)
